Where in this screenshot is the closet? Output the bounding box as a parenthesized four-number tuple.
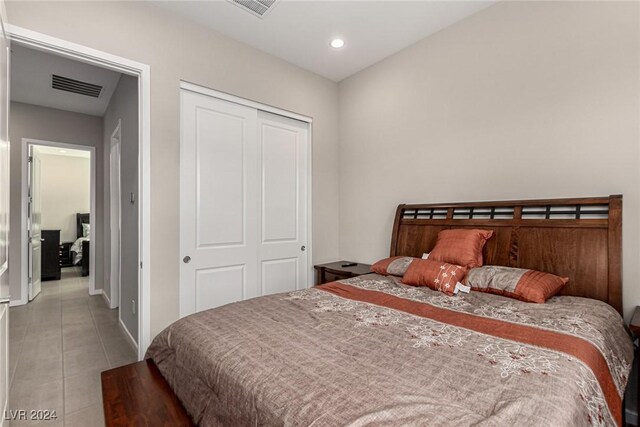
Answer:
(179, 85, 311, 317)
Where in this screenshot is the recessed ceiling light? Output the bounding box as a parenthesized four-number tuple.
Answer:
(330, 38, 345, 49)
(59, 150, 67, 153)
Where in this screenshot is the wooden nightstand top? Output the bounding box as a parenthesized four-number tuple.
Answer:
(314, 261, 372, 276)
(630, 306, 640, 337)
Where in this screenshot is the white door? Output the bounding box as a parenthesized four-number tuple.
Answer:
(0, 4, 10, 424)
(180, 91, 259, 317)
(180, 90, 310, 317)
(110, 124, 122, 309)
(27, 147, 42, 301)
(257, 111, 308, 296)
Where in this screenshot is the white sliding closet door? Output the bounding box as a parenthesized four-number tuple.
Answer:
(180, 90, 259, 317)
(257, 111, 308, 296)
(180, 89, 309, 317)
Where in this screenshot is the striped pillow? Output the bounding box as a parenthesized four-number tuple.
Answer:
(371, 256, 416, 277)
(402, 259, 468, 296)
(465, 266, 568, 303)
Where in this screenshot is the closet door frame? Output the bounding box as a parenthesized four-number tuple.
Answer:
(179, 80, 315, 296)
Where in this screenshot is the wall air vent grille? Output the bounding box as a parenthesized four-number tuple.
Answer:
(51, 74, 103, 98)
(228, 0, 279, 18)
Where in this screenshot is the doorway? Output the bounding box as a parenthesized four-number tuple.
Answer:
(23, 140, 96, 301)
(8, 26, 151, 358)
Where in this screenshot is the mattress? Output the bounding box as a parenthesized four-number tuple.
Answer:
(146, 273, 632, 426)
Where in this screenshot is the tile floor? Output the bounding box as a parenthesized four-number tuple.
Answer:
(8, 267, 138, 426)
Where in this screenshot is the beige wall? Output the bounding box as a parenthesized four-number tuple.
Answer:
(36, 152, 90, 243)
(103, 74, 139, 341)
(5, 2, 341, 337)
(338, 1, 640, 319)
(9, 102, 104, 302)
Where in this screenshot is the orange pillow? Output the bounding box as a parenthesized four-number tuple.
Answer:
(429, 229, 494, 269)
(465, 266, 568, 303)
(402, 259, 468, 296)
(371, 256, 416, 276)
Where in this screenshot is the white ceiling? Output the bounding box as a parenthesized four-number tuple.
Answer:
(34, 145, 90, 159)
(153, 0, 495, 82)
(11, 44, 122, 116)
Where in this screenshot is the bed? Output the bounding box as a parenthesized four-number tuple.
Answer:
(146, 195, 632, 426)
(70, 212, 90, 277)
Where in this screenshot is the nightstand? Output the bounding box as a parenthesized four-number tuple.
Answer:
(314, 261, 372, 285)
(59, 242, 73, 268)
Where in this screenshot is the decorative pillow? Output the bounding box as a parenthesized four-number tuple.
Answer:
(371, 256, 416, 277)
(82, 223, 90, 237)
(429, 229, 493, 269)
(465, 265, 568, 303)
(402, 259, 468, 296)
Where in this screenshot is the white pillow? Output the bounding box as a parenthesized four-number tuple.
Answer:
(82, 223, 90, 237)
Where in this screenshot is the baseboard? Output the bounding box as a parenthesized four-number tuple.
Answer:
(89, 288, 102, 296)
(101, 290, 111, 308)
(627, 409, 638, 426)
(9, 298, 27, 307)
(119, 318, 139, 353)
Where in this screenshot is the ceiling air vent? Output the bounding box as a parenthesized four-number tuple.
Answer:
(51, 74, 103, 98)
(227, 0, 279, 18)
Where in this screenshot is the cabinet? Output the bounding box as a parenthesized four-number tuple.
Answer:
(314, 261, 372, 285)
(41, 230, 61, 281)
(59, 242, 73, 268)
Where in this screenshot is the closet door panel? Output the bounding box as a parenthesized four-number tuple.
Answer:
(258, 111, 308, 296)
(261, 258, 298, 295)
(261, 123, 298, 243)
(196, 107, 245, 248)
(180, 91, 258, 317)
(195, 265, 245, 313)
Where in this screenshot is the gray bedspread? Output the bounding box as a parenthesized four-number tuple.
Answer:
(146, 274, 632, 426)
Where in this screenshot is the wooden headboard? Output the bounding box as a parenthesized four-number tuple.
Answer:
(76, 213, 90, 239)
(390, 195, 622, 313)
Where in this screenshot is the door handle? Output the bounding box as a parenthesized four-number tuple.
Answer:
(183, 256, 191, 264)
(0, 297, 10, 304)
(301, 245, 306, 252)
(40, 238, 45, 242)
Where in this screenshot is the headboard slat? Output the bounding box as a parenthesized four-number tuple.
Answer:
(390, 195, 623, 314)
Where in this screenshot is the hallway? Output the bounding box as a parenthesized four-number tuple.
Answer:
(8, 267, 137, 426)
